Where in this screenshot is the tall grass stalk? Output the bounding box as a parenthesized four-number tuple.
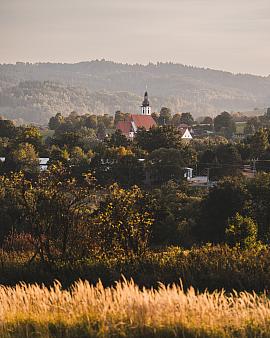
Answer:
(0, 279, 270, 337)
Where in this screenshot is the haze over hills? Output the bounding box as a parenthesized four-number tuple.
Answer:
(0, 60, 270, 124)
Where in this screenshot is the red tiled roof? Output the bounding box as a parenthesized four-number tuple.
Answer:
(116, 121, 132, 135)
(131, 115, 157, 130)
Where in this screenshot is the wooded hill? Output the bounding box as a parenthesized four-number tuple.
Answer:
(0, 60, 269, 124)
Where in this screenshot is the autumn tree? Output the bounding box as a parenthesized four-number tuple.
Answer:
(226, 213, 258, 249)
(5, 143, 39, 174)
(93, 184, 153, 257)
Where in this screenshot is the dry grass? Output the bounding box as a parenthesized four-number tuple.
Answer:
(0, 279, 270, 337)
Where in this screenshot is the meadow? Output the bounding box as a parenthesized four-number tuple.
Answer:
(0, 278, 270, 338)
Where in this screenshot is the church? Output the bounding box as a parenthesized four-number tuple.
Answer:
(116, 91, 157, 139)
(116, 91, 192, 140)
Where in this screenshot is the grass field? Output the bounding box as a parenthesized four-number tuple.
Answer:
(1, 279, 270, 338)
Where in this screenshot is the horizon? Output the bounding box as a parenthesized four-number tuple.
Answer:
(1, 59, 269, 78)
(1, 0, 270, 76)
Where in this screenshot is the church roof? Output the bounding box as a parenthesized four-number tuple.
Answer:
(116, 121, 132, 135)
(131, 114, 156, 130)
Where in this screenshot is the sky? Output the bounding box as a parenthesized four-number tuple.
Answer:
(1, 0, 270, 75)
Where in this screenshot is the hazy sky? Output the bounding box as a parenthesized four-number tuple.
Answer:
(1, 0, 270, 75)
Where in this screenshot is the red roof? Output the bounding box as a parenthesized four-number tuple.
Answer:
(116, 121, 132, 136)
(131, 115, 156, 130)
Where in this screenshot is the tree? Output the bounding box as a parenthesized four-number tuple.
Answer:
(105, 129, 130, 148)
(266, 108, 270, 120)
(48, 113, 64, 130)
(151, 112, 159, 124)
(85, 115, 97, 129)
(180, 112, 194, 126)
(5, 143, 39, 174)
(249, 128, 269, 158)
(201, 116, 213, 125)
(49, 145, 69, 164)
(147, 148, 187, 184)
(247, 173, 270, 242)
(97, 122, 107, 140)
(198, 177, 250, 243)
(0, 164, 98, 264)
(214, 111, 235, 137)
(135, 126, 183, 152)
(158, 107, 172, 126)
(111, 154, 145, 187)
(150, 181, 200, 247)
(215, 144, 242, 178)
(171, 113, 182, 127)
(225, 213, 258, 249)
(0, 119, 17, 138)
(16, 125, 43, 151)
(93, 184, 153, 257)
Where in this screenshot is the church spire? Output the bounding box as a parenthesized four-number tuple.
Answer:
(141, 90, 151, 115)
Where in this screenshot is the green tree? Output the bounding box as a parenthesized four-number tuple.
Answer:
(198, 177, 250, 243)
(226, 213, 258, 249)
(247, 173, 270, 242)
(215, 144, 242, 178)
(105, 129, 130, 148)
(0, 119, 17, 138)
(150, 181, 200, 246)
(2, 164, 98, 264)
(85, 115, 98, 129)
(249, 128, 269, 158)
(147, 148, 187, 184)
(171, 113, 182, 127)
(97, 122, 107, 140)
(265, 108, 270, 120)
(158, 107, 172, 126)
(180, 112, 194, 126)
(111, 154, 145, 187)
(135, 126, 183, 152)
(214, 111, 236, 137)
(48, 113, 63, 130)
(93, 184, 153, 257)
(201, 116, 213, 125)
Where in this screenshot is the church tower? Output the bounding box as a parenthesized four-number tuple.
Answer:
(141, 91, 151, 115)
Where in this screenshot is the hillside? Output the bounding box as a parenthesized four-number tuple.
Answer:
(0, 60, 270, 124)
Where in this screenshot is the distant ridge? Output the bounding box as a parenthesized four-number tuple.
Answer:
(0, 60, 269, 124)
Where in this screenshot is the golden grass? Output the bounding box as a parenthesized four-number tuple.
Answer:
(0, 279, 270, 337)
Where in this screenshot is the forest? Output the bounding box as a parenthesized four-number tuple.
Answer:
(0, 60, 269, 124)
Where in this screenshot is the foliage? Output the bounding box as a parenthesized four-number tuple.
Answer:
(198, 177, 250, 243)
(135, 125, 184, 152)
(226, 213, 258, 249)
(5, 143, 39, 174)
(179, 112, 194, 126)
(93, 184, 153, 257)
(158, 107, 171, 125)
(214, 111, 236, 137)
(0, 164, 99, 263)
